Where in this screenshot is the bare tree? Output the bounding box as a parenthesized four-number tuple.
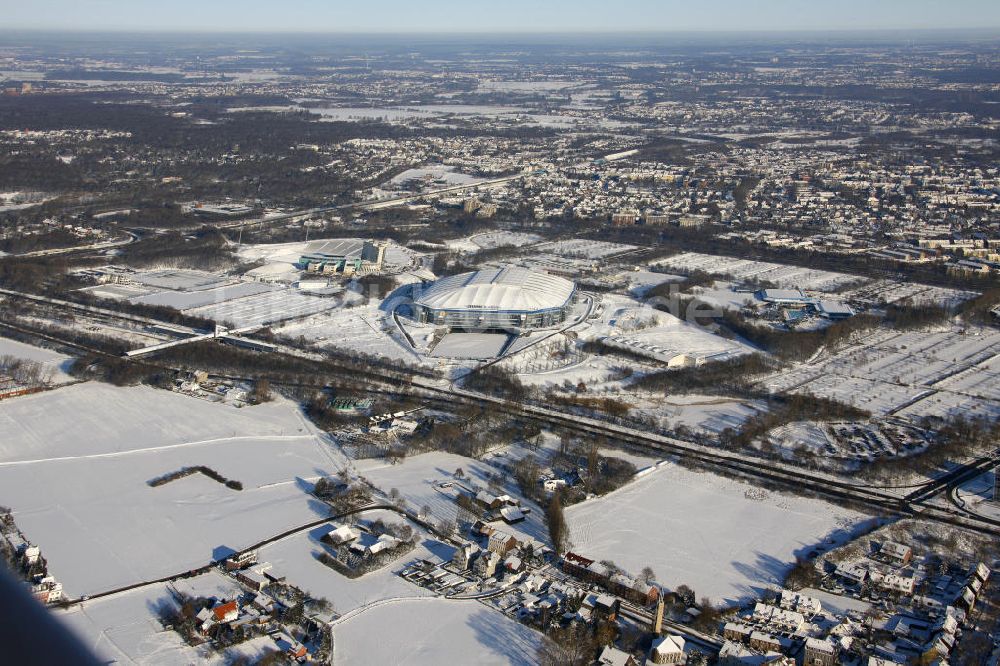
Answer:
(546, 489, 570, 553)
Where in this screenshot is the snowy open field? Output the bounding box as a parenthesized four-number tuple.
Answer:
(565, 461, 869, 605)
(630, 393, 763, 435)
(0, 335, 75, 384)
(56, 581, 208, 665)
(282, 304, 425, 365)
(0, 384, 348, 596)
(332, 597, 542, 665)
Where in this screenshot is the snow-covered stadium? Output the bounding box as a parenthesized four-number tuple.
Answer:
(412, 266, 576, 330)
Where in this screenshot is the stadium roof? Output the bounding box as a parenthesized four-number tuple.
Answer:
(415, 266, 575, 313)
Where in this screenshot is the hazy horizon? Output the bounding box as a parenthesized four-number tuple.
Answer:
(2, 0, 1000, 34)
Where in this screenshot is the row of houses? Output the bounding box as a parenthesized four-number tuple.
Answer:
(561, 551, 660, 607)
(1, 521, 63, 604)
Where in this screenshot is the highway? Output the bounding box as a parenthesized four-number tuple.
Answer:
(10, 230, 138, 258)
(3, 285, 1000, 539)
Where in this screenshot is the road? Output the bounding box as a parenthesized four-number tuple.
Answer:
(10, 230, 138, 258)
(58, 502, 404, 608)
(4, 286, 1000, 540)
(905, 448, 1000, 504)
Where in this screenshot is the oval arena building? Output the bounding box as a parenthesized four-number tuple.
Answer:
(412, 266, 576, 330)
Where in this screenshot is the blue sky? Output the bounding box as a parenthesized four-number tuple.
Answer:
(2, 0, 999, 33)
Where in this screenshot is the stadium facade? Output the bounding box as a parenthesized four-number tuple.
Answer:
(412, 266, 576, 330)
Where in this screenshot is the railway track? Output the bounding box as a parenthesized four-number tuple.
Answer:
(4, 299, 1000, 537)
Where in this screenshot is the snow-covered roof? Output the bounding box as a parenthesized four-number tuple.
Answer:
(651, 634, 685, 656)
(415, 266, 575, 313)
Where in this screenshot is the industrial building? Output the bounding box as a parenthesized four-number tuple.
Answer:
(298, 239, 386, 276)
(411, 266, 576, 331)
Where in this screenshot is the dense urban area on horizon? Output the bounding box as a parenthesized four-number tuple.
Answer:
(1, 28, 1000, 666)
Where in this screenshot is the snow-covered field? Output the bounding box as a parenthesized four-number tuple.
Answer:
(56, 581, 208, 665)
(283, 303, 425, 365)
(0, 335, 75, 384)
(332, 597, 542, 665)
(565, 461, 869, 605)
(57, 571, 269, 665)
(0, 384, 348, 596)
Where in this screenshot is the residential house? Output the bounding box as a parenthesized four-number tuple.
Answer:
(234, 563, 274, 592)
(878, 541, 913, 567)
(223, 550, 258, 571)
(487, 530, 517, 555)
(597, 645, 638, 666)
(751, 603, 804, 632)
(718, 640, 794, 666)
(28, 576, 62, 604)
(834, 562, 869, 586)
(724, 622, 754, 644)
(500, 505, 525, 524)
(451, 542, 481, 571)
(749, 632, 782, 654)
(583, 593, 621, 622)
(874, 572, 916, 596)
(778, 589, 821, 616)
(212, 600, 239, 625)
(803, 638, 838, 666)
(349, 533, 400, 559)
(475, 490, 503, 510)
(273, 631, 308, 661)
(473, 551, 501, 578)
(324, 525, 360, 546)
